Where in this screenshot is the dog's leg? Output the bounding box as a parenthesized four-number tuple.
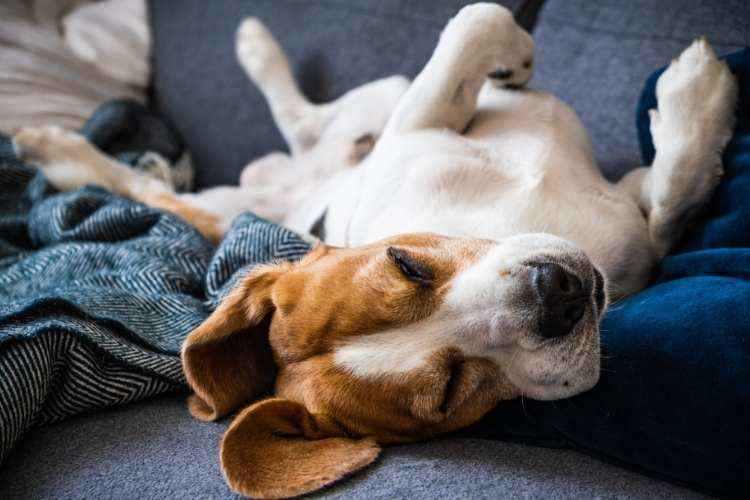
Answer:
(237, 18, 340, 154)
(13, 126, 229, 243)
(617, 39, 737, 258)
(382, 4, 534, 137)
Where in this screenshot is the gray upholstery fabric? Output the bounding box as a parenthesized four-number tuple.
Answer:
(0, 394, 705, 499)
(148, 0, 526, 189)
(530, 0, 750, 180)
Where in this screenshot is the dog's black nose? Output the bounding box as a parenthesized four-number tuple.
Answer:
(531, 263, 589, 339)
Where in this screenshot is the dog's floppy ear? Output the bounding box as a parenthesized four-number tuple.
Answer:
(182, 265, 284, 421)
(221, 398, 381, 498)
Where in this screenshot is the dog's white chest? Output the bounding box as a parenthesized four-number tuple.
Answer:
(325, 92, 655, 296)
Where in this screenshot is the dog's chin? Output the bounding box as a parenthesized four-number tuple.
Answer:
(516, 363, 600, 401)
(505, 325, 602, 401)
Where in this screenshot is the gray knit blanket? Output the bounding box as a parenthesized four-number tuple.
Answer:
(0, 105, 310, 463)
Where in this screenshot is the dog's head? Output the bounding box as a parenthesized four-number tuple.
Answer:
(183, 233, 605, 497)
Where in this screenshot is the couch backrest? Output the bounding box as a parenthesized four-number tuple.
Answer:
(149, 0, 528, 188)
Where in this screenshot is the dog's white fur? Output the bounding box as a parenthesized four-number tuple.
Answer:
(234, 4, 734, 297)
(13, 3, 737, 400)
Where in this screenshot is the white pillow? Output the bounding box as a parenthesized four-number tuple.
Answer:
(0, 0, 149, 135)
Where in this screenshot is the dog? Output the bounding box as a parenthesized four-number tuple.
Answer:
(12, 3, 738, 498)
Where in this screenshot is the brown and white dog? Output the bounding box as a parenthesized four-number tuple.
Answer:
(12, 3, 737, 498)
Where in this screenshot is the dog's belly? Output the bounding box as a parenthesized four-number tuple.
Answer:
(326, 91, 656, 295)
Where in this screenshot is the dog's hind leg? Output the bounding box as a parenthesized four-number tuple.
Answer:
(382, 3, 534, 137)
(13, 126, 230, 243)
(617, 38, 737, 258)
(237, 18, 339, 154)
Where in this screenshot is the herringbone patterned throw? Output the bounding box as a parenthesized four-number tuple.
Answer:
(0, 109, 310, 463)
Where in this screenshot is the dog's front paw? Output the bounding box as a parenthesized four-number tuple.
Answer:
(652, 38, 738, 153)
(487, 54, 534, 90)
(446, 3, 535, 89)
(236, 17, 287, 82)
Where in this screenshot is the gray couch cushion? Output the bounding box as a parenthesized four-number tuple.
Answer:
(0, 394, 704, 499)
(529, 0, 750, 180)
(148, 0, 527, 189)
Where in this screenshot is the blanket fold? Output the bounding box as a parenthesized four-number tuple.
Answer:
(0, 103, 310, 463)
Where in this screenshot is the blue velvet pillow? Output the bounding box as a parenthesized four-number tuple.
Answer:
(465, 48, 750, 497)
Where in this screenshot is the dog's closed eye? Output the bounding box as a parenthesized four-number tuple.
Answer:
(387, 247, 434, 284)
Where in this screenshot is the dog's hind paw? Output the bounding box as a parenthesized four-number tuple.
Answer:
(13, 126, 85, 162)
(236, 17, 288, 83)
(12, 126, 116, 192)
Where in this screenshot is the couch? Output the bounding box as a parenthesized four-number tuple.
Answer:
(2, 1, 748, 497)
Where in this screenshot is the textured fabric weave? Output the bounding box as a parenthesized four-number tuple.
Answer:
(0, 394, 704, 499)
(0, 109, 310, 463)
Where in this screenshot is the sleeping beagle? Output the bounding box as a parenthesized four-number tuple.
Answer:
(12, 3, 737, 498)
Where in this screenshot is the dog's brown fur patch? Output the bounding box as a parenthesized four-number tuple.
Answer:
(142, 192, 224, 244)
(182, 235, 520, 497)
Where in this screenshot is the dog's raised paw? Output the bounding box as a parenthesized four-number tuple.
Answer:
(445, 4, 535, 89)
(236, 17, 287, 81)
(653, 37, 738, 151)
